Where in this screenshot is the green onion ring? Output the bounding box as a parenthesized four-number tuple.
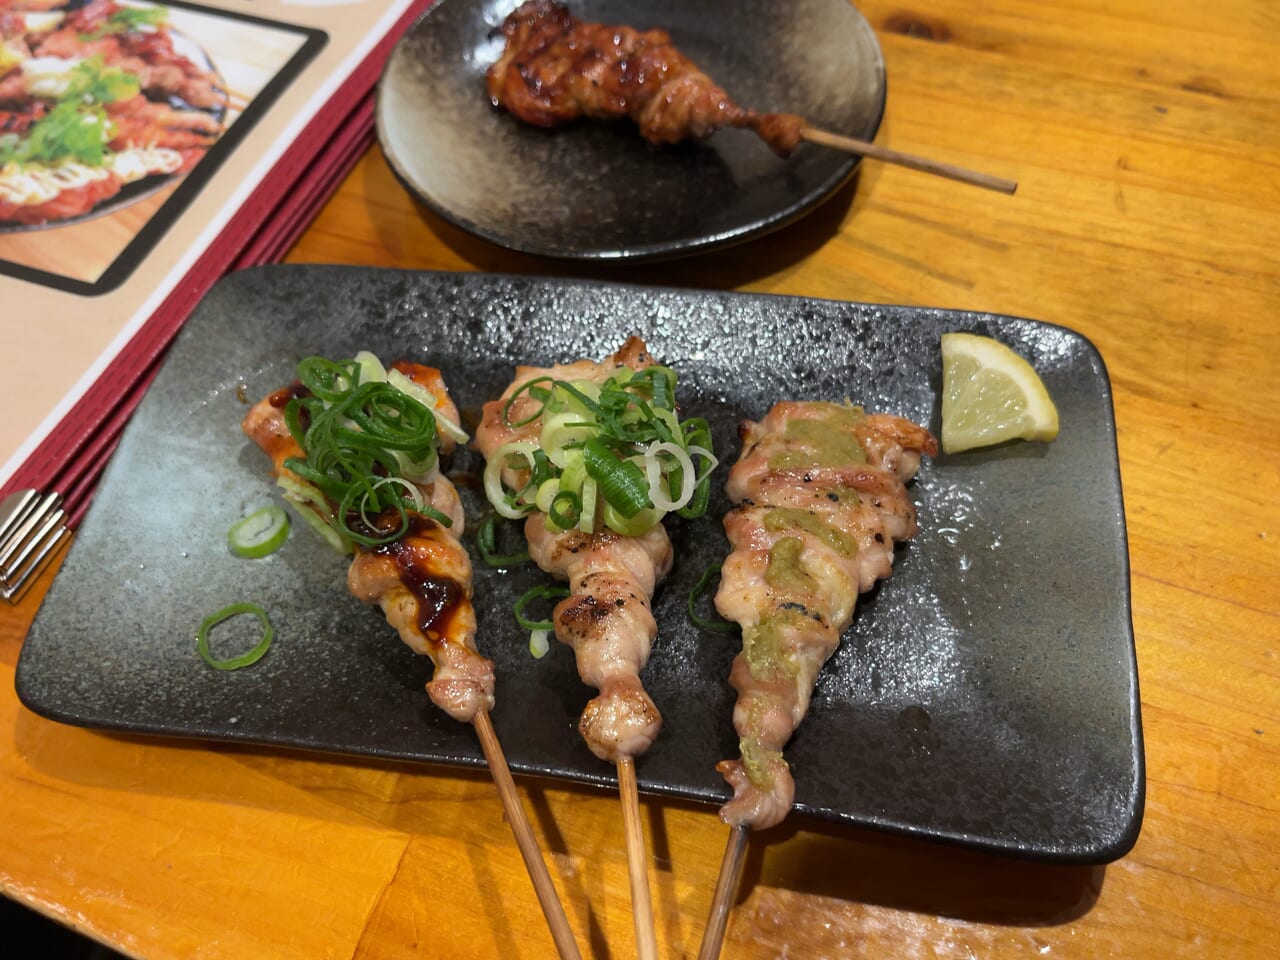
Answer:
(687, 564, 737, 634)
(196, 603, 275, 670)
(476, 514, 532, 567)
(548, 490, 581, 530)
(227, 505, 290, 559)
(297, 357, 358, 401)
(514, 584, 570, 631)
(553, 380, 604, 418)
(503, 377, 556, 427)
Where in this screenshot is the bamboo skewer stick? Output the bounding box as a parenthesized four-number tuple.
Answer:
(617, 756, 659, 960)
(800, 126, 1018, 194)
(473, 710, 583, 960)
(696, 824, 750, 960)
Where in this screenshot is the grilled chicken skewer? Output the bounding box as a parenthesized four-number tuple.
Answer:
(476, 337, 706, 960)
(697, 400, 937, 960)
(487, 0, 1016, 193)
(487, 0, 805, 156)
(243, 356, 581, 960)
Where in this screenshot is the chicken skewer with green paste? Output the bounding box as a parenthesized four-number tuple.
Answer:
(698, 399, 936, 960)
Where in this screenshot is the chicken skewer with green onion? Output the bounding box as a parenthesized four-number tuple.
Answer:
(242, 351, 581, 960)
(474, 336, 717, 960)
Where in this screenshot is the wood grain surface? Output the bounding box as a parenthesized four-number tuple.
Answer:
(3, 1, 1278, 957)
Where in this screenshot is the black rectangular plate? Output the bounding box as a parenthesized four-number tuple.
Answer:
(17, 266, 1143, 863)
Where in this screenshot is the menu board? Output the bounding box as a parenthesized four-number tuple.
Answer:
(0, 0, 427, 492)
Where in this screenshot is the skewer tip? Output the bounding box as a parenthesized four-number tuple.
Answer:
(473, 710, 583, 960)
(696, 823, 751, 960)
(800, 125, 1017, 195)
(617, 757, 660, 960)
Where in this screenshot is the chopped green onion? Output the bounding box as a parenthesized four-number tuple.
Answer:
(353, 349, 388, 386)
(583, 437, 651, 518)
(227, 505, 290, 558)
(600, 502, 662, 537)
(195, 603, 274, 670)
(687, 564, 738, 634)
(534, 478, 560, 513)
(484, 441, 541, 519)
(514, 584, 570, 630)
(295, 356, 357, 402)
(476, 514, 531, 567)
(281, 351, 455, 548)
(387, 368, 469, 444)
(541, 409, 596, 467)
(276, 475, 350, 554)
(503, 377, 556, 427)
(514, 585, 569, 659)
(484, 368, 718, 536)
(643, 441, 695, 512)
(578, 476, 598, 533)
(547, 490, 581, 530)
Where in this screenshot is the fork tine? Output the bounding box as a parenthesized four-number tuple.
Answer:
(1, 523, 71, 603)
(1, 495, 69, 602)
(0, 489, 40, 548)
(0, 492, 62, 571)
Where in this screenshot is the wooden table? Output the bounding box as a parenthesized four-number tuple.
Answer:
(3, 1, 1277, 956)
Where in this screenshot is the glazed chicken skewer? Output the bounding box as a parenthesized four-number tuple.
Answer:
(242, 353, 581, 960)
(475, 337, 716, 960)
(487, 0, 1016, 194)
(696, 400, 937, 960)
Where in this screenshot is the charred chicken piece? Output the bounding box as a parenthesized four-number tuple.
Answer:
(713, 401, 937, 829)
(525, 518, 672, 760)
(473, 336, 676, 762)
(486, 0, 806, 156)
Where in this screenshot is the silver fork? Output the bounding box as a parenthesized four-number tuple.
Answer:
(0, 385, 138, 603)
(0, 489, 71, 603)
(0, 389, 133, 604)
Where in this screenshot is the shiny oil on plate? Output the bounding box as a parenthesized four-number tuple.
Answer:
(17, 266, 1143, 864)
(376, 0, 886, 260)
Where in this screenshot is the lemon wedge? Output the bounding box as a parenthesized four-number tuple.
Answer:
(940, 332, 1059, 454)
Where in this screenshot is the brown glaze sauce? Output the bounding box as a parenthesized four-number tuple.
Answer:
(268, 382, 313, 436)
(267, 382, 310, 408)
(368, 513, 465, 647)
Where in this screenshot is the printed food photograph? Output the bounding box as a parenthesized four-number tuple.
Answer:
(0, 0, 227, 226)
(0, 0, 315, 286)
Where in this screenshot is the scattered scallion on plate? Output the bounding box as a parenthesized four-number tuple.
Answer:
(195, 602, 274, 670)
(476, 513, 532, 568)
(226, 505, 290, 558)
(686, 563, 737, 634)
(513, 584, 570, 658)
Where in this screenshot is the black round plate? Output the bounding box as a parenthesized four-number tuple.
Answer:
(376, 0, 886, 261)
